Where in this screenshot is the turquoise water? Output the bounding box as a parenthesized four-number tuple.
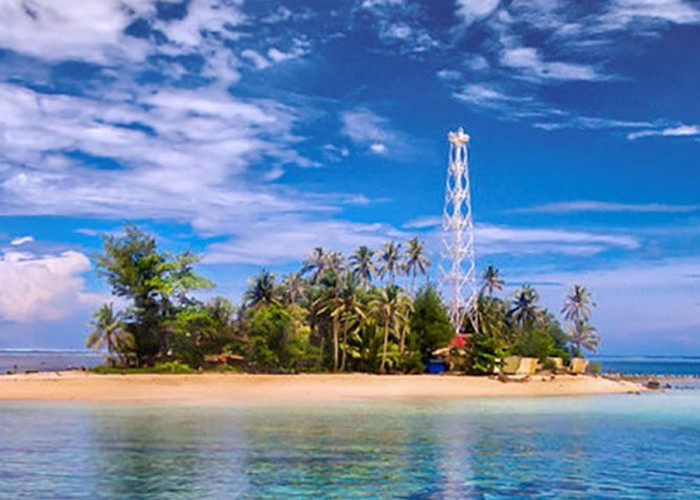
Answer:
(1, 393, 699, 498)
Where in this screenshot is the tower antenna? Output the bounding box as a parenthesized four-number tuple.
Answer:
(440, 127, 479, 335)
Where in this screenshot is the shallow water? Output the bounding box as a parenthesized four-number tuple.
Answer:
(1, 393, 699, 499)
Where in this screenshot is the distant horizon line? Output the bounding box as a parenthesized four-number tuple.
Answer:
(0, 349, 699, 360)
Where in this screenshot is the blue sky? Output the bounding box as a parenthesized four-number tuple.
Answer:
(0, 0, 698, 354)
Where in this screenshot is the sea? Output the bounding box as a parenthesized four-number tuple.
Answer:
(1, 350, 699, 378)
(1, 352, 699, 498)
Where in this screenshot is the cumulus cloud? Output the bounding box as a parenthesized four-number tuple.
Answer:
(0, 82, 328, 234)
(0, 250, 98, 322)
(0, 0, 153, 63)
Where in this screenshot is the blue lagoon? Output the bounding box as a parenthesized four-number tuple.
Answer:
(1, 392, 699, 499)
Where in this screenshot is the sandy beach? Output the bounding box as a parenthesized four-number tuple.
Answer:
(0, 372, 643, 404)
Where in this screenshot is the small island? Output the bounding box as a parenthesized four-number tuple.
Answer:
(1, 224, 638, 403)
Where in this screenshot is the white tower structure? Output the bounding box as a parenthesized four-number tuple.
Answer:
(440, 127, 479, 335)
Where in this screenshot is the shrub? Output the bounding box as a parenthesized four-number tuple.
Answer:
(512, 327, 553, 362)
(151, 361, 195, 374)
(589, 361, 602, 375)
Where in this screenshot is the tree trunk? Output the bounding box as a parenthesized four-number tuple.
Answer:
(380, 319, 389, 374)
(340, 321, 348, 372)
(332, 315, 339, 372)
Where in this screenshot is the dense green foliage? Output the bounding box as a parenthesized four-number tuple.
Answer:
(88, 225, 601, 374)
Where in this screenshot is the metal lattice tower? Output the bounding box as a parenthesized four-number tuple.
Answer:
(440, 127, 479, 335)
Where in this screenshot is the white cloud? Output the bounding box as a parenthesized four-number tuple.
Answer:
(0, 250, 99, 322)
(267, 39, 310, 63)
(627, 124, 700, 140)
(453, 83, 532, 108)
(241, 49, 271, 69)
(0, 82, 328, 234)
(369, 143, 388, 154)
(361, 0, 406, 9)
(10, 236, 34, 246)
(500, 46, 604, 82)
(204, 218, 402, 265)
(475, 224, 639, 256)
(403, 216, 441, 229)
(341, 108, 394, 147)
(598, 0, 700, 30)
(402, 218, 639, 256)
(514, 201, 700, 214)
(455, 0, 500, 25)
(0, 0, 153, 63)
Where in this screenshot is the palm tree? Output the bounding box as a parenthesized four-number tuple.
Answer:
(281, 272, 306, 305)
(369, 285, 413, 373)
(562, 285, 596, 323)
(328, 272, 366, 371)
(568, 320, 600, 355)
(480, 265, 504, 296)
(510, 285, 540, 327)
(477, 295, 509, 346)
(324, 250, 345, 274)
(315, 267, 343, 371)
(86, 303, 130, 366)
(403, 237, 431, 294)
(244, 269, 279, 308)
(302, 247, 326, 284)
(349, 245, 375, 289)
(377, 241, 402, 285)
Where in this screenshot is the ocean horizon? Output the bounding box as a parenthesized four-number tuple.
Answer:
(2, 350, 698, 377)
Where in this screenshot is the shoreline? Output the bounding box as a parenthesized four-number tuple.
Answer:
(0, 372, 644, 404)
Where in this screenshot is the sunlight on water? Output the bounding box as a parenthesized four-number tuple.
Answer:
(1, 393, 699, 498)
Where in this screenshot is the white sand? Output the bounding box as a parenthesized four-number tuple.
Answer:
(0, 372, 643, 404)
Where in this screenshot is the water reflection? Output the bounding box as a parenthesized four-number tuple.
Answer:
(1, 395, 699, 498)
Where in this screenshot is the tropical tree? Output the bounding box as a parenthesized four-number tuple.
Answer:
(329, 272, 366, 371)
(95, 224, 211, 366)
(86, 303, 132, 366)
(403, 237, 431, 294)
(281, 272, 306, 305)
(324, 250, 346, 274)
(567, 320, 601, 356)
(246, 304, 304, 373)
(510, 285, 540, 327)
(476, 295, 510, 346)
(369, 285, 413, 373)
(244, 269, 280, 308)
(409, 285, 453, 358)
(349, 245, 375, 289)
(562, 285, 596, 323)
(377, 241, 402, 285)
(480, 265, 504, 296)
(315, 267, 343, 371)
(301, 247, 326, 284)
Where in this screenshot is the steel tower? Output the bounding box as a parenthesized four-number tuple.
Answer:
(440, 127, 478, 334)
